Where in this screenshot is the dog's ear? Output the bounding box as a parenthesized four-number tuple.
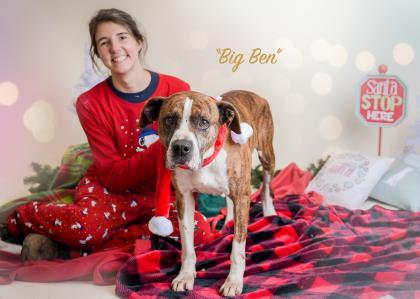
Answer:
(217, 101, 241, 134)
(139, 97, 165, 128)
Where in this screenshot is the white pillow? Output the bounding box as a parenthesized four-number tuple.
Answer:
(369, 152, 420, 212)
(305, 152, 394, 210)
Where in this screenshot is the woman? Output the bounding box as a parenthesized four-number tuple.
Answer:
(4, 8, 211, 260)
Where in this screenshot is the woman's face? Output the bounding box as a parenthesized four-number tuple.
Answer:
(95, 21, 142, 76)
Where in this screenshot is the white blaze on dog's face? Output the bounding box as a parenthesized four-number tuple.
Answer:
(157, 92, 223, 170)
(167, 97, 200, 169)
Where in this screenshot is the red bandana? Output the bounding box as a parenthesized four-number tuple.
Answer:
(202, 123, 229, 166)
(179, 123, 228, 169)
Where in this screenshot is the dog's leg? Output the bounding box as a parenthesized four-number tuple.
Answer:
(225, 195, 234, 224)
(220, 194, 249, 296)
(255, 98, 277, 217)
(261, 169, 276, 216)
(172, 191, 196, 291)
(258, 151, 276, 217)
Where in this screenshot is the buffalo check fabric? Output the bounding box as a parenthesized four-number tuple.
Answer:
(116, 165, 420, 299)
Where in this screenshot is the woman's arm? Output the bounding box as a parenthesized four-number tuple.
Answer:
(76, 78, 190, 193)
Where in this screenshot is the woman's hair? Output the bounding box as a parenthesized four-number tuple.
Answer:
(88, 8, 148, 68)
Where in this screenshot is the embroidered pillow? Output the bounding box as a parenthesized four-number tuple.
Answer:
(305, 152, 394, 210)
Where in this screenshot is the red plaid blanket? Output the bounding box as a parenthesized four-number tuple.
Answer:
(1, 163, 419, 298)
(116, 165, 420, 298)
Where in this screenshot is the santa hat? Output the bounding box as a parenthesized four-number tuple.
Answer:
(148, 98, 253, 237)
(230, 122, 253, 144)
(148, 143, 174, 237)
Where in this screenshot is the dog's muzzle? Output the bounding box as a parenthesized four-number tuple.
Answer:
(171, 139, 193, 166)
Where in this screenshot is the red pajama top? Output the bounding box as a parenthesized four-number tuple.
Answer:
(76, 72, 190, 194)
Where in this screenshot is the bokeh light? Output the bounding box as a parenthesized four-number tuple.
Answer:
(0, 81, 19, 106)
(319, 115, 343, 141)
(355, 51, 375, 72)
(393, 42, 415, 65)
(23, 100, 56, 143)
(311, 72, 333, 95)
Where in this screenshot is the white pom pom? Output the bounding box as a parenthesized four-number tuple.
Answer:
(215, 96, 223, 101)
(231, 122, 253, 144)
(148, 216, 174, 236)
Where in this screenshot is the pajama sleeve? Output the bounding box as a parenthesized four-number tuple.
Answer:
(75, 78, 190, 194)
(75, 98, 160, 193)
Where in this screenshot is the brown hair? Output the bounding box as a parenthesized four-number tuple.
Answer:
(88, 8, 148, 68)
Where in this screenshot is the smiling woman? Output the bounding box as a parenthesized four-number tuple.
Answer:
(88, 9, 148, 92)
(2, 8, 213, 261)
(95, 22, 143, 76)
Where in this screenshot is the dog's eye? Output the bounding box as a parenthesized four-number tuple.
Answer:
(164, 116, 176, 127)
(198, 118, 210, 130)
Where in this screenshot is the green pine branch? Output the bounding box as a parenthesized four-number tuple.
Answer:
(23, 162, 59, 194)
(306, 155, 330, 178)
(250, 165, 281, 189)
(250, 155, 330, 189)
(251, 165, 264, 189)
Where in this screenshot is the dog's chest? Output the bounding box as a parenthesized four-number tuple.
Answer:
(174, 149, 230, 195)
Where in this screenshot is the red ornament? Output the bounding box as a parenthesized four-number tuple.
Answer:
(378, 64, 388, 74)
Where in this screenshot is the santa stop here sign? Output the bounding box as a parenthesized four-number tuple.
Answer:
(357, 75, 407, 127)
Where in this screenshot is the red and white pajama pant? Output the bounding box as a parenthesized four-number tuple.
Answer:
(7, 176, 212, 253)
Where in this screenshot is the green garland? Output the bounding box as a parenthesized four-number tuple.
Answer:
(251, 155, 330, 189)
(306, 155, 330, 179)
(24, 156, 331, 194)
(23, 162, 59, 194)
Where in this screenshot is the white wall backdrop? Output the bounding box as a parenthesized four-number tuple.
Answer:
(0, 0, 419, 203)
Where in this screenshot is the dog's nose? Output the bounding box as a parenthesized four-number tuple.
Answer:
(172, 140, 193, 157)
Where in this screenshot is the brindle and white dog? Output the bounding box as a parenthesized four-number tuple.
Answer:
(140, 90, 276, 296)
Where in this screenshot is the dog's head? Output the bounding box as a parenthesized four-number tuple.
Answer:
(139, 91, 241, 170)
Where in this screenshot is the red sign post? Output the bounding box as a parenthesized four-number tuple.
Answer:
(357, 65, 407, 155)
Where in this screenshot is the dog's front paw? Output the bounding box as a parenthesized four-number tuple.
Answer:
(220, 276, 243, 296)
(172, 271, 196, 291)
